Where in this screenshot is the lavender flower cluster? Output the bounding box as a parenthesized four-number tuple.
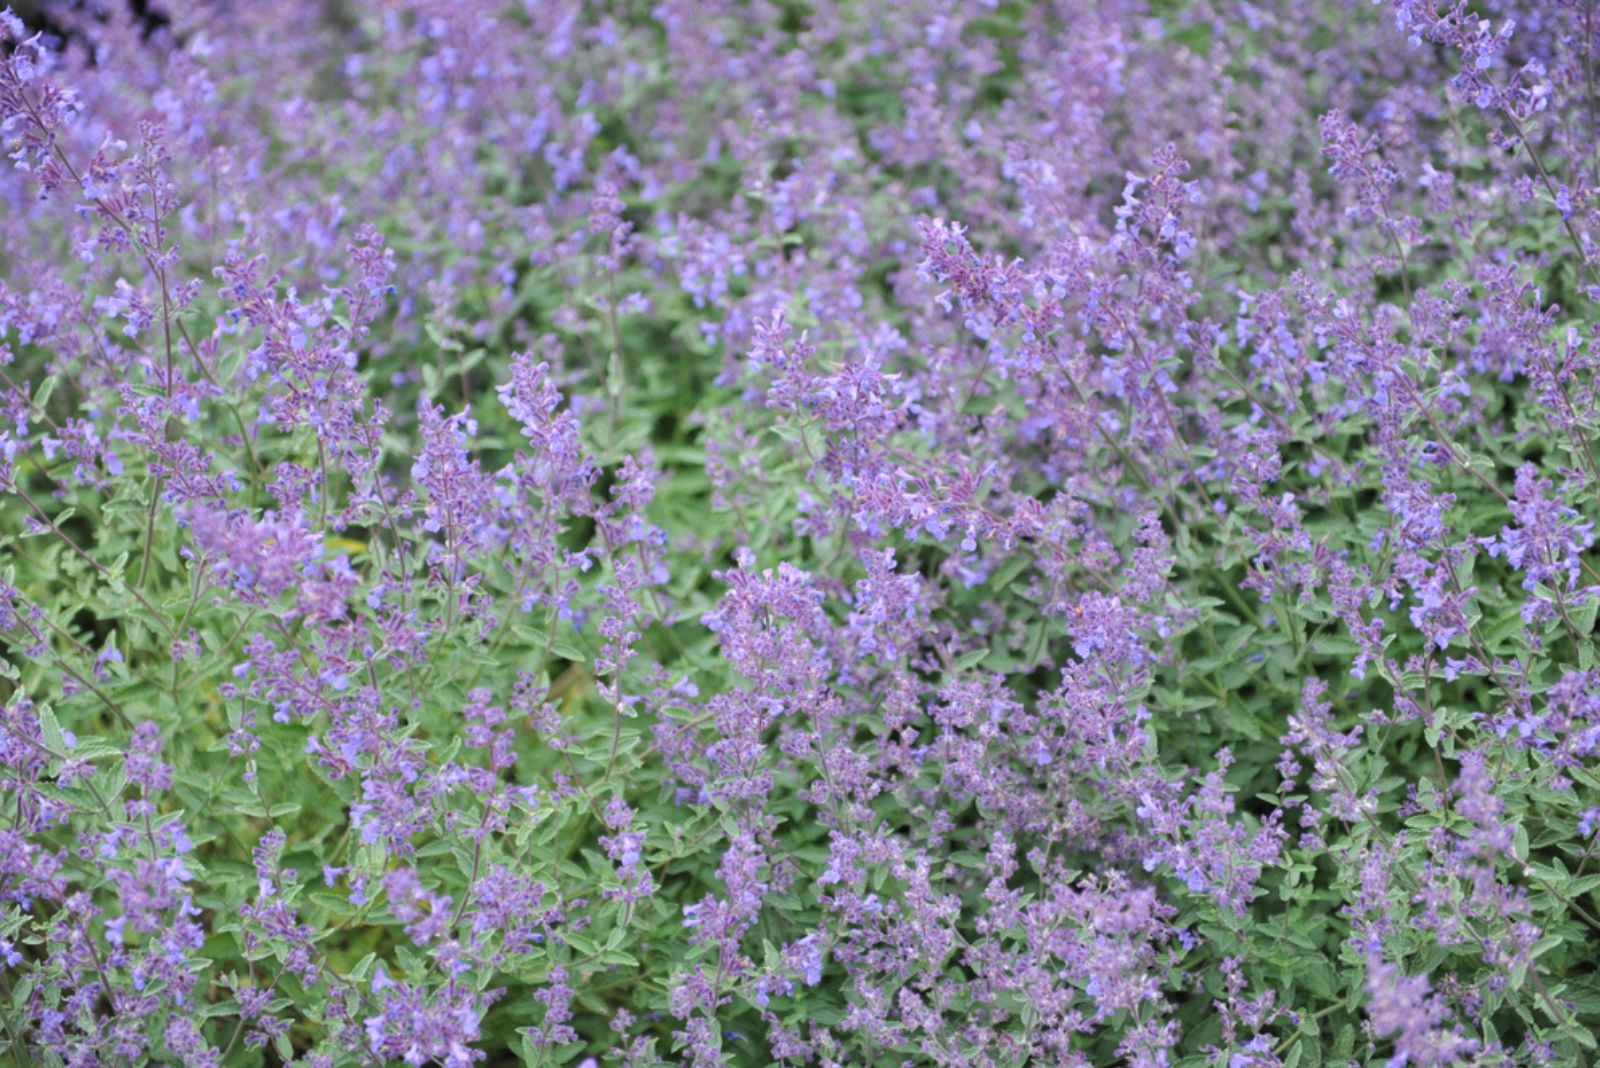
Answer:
(3, 1, 1600, 1065)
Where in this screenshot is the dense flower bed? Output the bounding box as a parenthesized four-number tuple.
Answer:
(4, 1, 1600, 1065)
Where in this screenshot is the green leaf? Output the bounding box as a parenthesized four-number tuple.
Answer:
(987, 553, 1032, 593)
(32, 374, 59, 411)
(952, 648, 989, 673)
(1573, 596, 1599, 636)
(550, 635, 588, 663)
(606, 350, 625, 397)
(37, 703, 67, 754)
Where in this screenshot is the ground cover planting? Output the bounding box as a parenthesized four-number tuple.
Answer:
(4, 1, 1600, 1064)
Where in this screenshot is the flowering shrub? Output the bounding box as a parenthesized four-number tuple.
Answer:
(3, 0, 1600, 1064)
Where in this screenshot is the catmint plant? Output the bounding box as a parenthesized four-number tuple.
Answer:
(3, 1, 1600, 1065)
